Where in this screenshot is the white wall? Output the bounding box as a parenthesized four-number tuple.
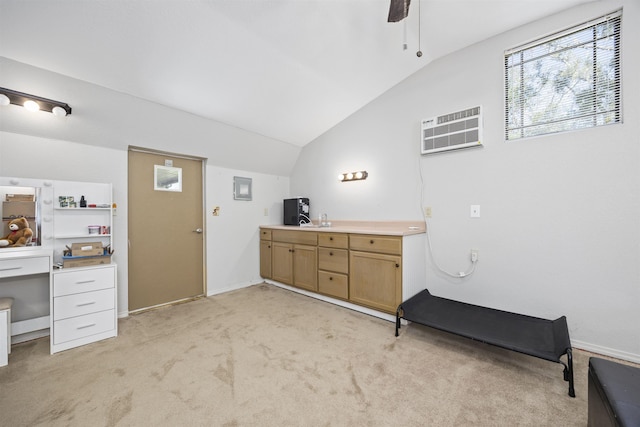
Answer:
(0, 55, 297, 315)
(0, 132, 290, 315)
(291, 0, 640, 362)
(0, 132, 129, 314)
(205, 166, 289, 296)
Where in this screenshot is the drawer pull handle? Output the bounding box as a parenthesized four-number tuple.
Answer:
(75, 280, 96, 284)
(0, 266, 22, 271)
(76, 301, 96, 307)
(77, 323, 96, 330)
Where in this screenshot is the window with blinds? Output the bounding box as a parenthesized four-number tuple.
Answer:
(505, 10, 622, 141)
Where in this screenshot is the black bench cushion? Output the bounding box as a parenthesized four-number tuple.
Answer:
(589, 357, 640, 426)
(399, 289, 570, 362)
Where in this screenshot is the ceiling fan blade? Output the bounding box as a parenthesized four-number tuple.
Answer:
(388, 0, 411, 23)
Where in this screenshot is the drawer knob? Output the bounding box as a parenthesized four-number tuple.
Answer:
(329, 237, 333, 241)
(329, 276, 333, 281)
(370, 240, 374, 244)
(329, 252, 333, 256)
(396, 263, 400, 268)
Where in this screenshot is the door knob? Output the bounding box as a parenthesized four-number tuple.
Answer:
(193, 228, 203, 233)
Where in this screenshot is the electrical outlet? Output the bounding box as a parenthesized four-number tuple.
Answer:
(424, 206, 432, 218)
(263, 208, 269, 216)
(470, 205, 481, 218)
(471, 249, 479, 262)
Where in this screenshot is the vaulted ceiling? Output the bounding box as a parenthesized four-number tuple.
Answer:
(0, 0, 593, 147)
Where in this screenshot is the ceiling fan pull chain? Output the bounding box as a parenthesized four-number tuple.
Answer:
(416, 0, 423, 57)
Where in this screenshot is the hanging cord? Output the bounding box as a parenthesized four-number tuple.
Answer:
(403, 19, 408, 50)
(418, 157, 477, 278)
(416, 0, 423, 57)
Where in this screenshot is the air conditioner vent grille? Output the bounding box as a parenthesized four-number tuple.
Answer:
(421, 106, 482, 155)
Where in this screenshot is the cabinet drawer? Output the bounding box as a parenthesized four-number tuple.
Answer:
(318, 271, 348, 300)
(0, 256, 49, 278)
(318, 233, 348, 249)
(318, 248, 348, 274)
(272, 230, 317, 245)
(54, 266, 115, 297)
(349, 235, 402, 255)
(54, 288, 115, 321)
(53, 309, 115, 344)
(260, 229, 272, 240)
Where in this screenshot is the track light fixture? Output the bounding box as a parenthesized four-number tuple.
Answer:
(339, 171, 368, 182)
(0, 87, 72, 116)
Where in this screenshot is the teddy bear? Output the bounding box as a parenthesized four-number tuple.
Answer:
(0, 217, 33, 247)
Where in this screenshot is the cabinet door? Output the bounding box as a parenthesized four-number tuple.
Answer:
(293, 244, 317, 292)
(349, 250, 401, 314)
(260, 240, 272, 279)
(272, 242, 293, 285)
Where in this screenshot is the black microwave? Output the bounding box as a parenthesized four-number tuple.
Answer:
(283, 198, 310, 226)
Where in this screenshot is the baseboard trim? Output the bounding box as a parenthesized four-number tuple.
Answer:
(572, 339, 640, 364)
(12, 329, 50, 345)
(206, 281, 258, 297)
(265, 280, 396, 323)
(12, 316, 49, 336)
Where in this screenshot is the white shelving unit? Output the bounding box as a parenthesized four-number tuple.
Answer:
(52, 181, 113, 265)
(50, 180, 117, 353)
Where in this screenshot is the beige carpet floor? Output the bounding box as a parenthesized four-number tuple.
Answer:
(0, 283, 606, 426)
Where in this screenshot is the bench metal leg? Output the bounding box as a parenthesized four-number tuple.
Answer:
(566, 348, 575, 397)
(395, 307, 401, 337)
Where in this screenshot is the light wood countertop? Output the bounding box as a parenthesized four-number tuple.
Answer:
(260, 220, 426, 236)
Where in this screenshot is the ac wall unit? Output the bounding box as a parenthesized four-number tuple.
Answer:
(421, 106, 482, 155)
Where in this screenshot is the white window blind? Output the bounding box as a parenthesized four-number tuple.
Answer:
(505, 10, 622, 141)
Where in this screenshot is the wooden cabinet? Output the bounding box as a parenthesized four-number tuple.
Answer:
(317, 233, 349, 300)
(259, 229, 272, 279)
(348, 234, 402, 314)
(291, 244, 317, 292)
(271, 242, 294, 284)
(271, 230, 317, 292)
(260, 226, 425, 318)
(350, 250, 401, 314)
(51, 264, 117, 353)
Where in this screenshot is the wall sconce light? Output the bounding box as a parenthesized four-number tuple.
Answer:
(0, 87, 72, 116)
(339, 171, 368, 182)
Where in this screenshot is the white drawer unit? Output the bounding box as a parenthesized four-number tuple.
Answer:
(53, 310, 115, 345)
(51, 264, 117, 353)
(53, 288, 115, 320)
(53, 266, 115, 297)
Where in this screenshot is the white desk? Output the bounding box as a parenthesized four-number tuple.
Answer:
(0, 248, 53, 344)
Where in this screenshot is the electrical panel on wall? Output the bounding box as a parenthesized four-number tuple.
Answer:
(421, 106, 483, 155)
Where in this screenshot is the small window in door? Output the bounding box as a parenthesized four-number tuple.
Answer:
(154, 165, 182, 192)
